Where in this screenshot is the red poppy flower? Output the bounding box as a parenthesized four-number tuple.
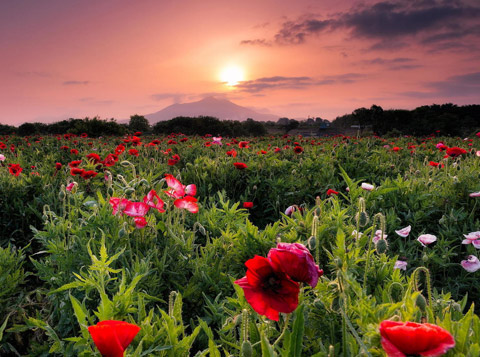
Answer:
(164, 174, 185, 198)
(55, 162, 62, 170)
(143, 190, 165, 212)
(234, 256, 299, 321)
(446, 146, 467, 158)
(379, 320, 455, 357)
(326, 189, 338, 196)
(70, 168, 85, 176)
(88, 320, 140, 357)
(243, 201, 253, 209)
(238, 141, 250, 148)
(8, 163, 23, 176)
(226, 149, 237, 157)
(128, 149, 139, 156)
(180, 137, 188, 142)
(174, 196, 199, 213)
(115, 144, 125, 155)
(70, 149, 79, 155)
(392, 147, 401, 152)
(81, 170, 98, 179)
(293, 146, 303, 154)
(268, 243, 323, 288)
(103, 154, 118, 167)
(429, 161, 443, 168)
(109, 197, 130, 215)
(134, 217, 147, 229)
(86, 153, 101, 164)
(0, 142, 6, 149)
(233, 162, 247, 170)
(123, 201, 150, 217)
(69, 160, 82, 168)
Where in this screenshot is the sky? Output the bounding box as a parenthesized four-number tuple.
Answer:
(1, 0, 479, 125)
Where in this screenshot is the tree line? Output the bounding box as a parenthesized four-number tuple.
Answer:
(332, 104, 480, 136)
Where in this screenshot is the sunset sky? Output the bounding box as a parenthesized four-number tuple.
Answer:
(1, 0, 479, 125)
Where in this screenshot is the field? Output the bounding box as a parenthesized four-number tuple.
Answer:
(1, 132, 480, 356)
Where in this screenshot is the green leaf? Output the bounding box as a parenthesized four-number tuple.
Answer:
(288, 304, 305, 357)
(0, 314, 10, 342)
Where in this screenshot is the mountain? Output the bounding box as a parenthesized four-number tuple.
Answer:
(144, 97, 280, 123)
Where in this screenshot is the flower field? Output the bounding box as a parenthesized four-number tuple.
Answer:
(1, 132, 480, 356)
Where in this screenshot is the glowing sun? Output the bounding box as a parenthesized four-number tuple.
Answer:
(220, 66, 244, 86)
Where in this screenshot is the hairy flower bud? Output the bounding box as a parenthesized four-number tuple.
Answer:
(415, 293, 427, 313)
(375, 239, 388, 254)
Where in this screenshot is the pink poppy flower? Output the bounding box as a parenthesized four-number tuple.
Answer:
(164, 174, 185, 198)
(462, 231, 480, 248)
(395, 225, 411, 238)
(134, 217, 148, 229)
(351, 230, 363, 240)
(417, 234, 437, 247)
(361, 183, 374, 191)
(285, 205, 302, 216)
(394, 260, 408, 271)
(66, 182, 77, 192)
(373, 230, 388, 243)
(0, 154, 5, 161)
(469, 192, 480, 197)
(174, 196, 198, 213)
(109, 197, 131, 215)
(123, 201, 150, 217)
(184, 184, 197, 196)
(461, 255, 480, 272)
(268, 242, 323, 288)
(212, 137, 222, 145)
(143, 190, 165, 213)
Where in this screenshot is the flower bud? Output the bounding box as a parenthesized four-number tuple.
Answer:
(124, 187, 135, 196)
(307, 235, 317, 250)
(415, 293, 427, 313)
(375, 239, 388, 254)
(241, 341, 253, 357)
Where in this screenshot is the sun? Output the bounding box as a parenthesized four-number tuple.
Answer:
(220, 66, 244, 86)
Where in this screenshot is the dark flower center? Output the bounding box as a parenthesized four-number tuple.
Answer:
(263, 274, 282, 292)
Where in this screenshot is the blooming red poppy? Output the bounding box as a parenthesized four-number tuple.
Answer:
(70, 168, 85, 176)
(226, 149, 237, 157)
(55, 162, 62, 170)
(143, 190, 165, 212)
(268, 243, 323, 288)
(164, 174, 185, 198)
(243, 201, 253, 209)
(134, 217, 147, 229)
(326, 189, 338, 196)
(109, 197, 130, 215)
(234, 255, 299, 321)
(70, 149, 79, 155)
(81, 170, 98, 179)
(446, 146, 467, 157)
(88, 320, 140, 357)
(123, 201, 150, 217)
(8, 163, 23, 176)
(293, 146, 304, 154)
(379, 320, 455, 357)
(239, 141, 250, 148)
(115, 144, 125, 155)
(69, 160, 82, 168)
(86, 153, 101, 164)
(128, 149, 139, 156)
(174, 196, 198, 213)
(392, 147, 401, 152)
(233, 162, 247, 170)
(103, 154, 118, 167)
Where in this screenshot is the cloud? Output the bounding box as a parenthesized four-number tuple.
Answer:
(151, 93, 185, 103)
(78, 97, 113, 105)
(15, 71, 52, 78)
(400, 72, 480, 98)
(241, 0, 480, 50)
(235, 73, 363, 93)
(63, 80, 90, 85)
(361, 57, 422, 70)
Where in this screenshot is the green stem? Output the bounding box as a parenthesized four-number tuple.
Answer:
(273, 314, 290, 347)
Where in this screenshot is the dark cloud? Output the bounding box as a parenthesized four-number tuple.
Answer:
(240, 39, 272, 46)
(361, 57, 422, 70)
(63, 80, 89, 85)
(400, 72, 480, 98)
(236, 73, 363, 93)
(241, 0, 480, 50)
(15, 71, 52, 78)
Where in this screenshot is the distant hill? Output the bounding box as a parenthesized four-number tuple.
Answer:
(145, 97, 280, 123)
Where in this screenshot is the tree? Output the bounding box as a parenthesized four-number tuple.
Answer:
(129, 115, 150, 133)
